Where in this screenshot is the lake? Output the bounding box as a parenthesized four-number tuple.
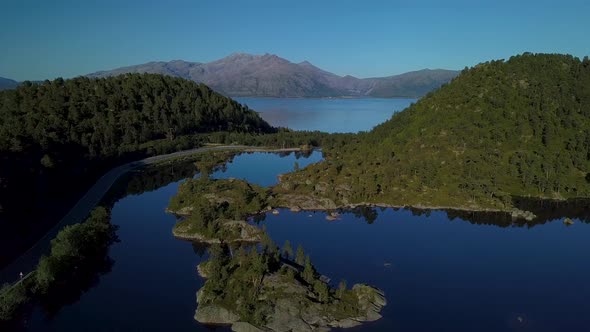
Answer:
(12, 98, 590, 332)
(234, 97, 415, 133)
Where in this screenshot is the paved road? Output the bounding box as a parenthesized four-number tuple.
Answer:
(0, 145, 250, 285)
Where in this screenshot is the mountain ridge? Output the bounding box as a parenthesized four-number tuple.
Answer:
(0, 77, 18, 90)
(87, 54, 459, 98)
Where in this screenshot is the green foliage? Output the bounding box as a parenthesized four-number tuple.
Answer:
(302, 255, 316, 284)
(0, 74, 273, 214)
(170, 177, 272, 242)
(277, 53, 590, 210)
(282, 240, 293, 259)
(35, 207, 117, 293)
(0, 283, 29, 321)
(1, 206, 117, 323)
(295, 245, 305, 265)
(337, 279, 347, 299)
(313, 280, 330, 303)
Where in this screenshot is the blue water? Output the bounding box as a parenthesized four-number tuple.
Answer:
(25, 151, 323, 331)
(261, 209, 590, 332)
(234, 97, 415, 133)
(20, 97, 590, 332)
(25, 150, 590, 332)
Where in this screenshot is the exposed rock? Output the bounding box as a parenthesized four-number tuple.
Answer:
(314, 182, 329, 193)
(325, 212, 340, 221)
(232, 322, 266, 332)
(166, 206, 194, 216)
(335, 184, 352, 192)
(278, 194, 337, 210)
(195, 272, 386, 331)
(329, 318, 361, 329)
(564, 217, 574, 226)
(195, 288, 240, 324)
(197, 262, 209, 278)
(204, 193, 235, 204)
(290, 206, 302, 212)
(351, 284, 387, 322)
(173, 219, 263, 243)
(195, 304, 240, 325)
(510, 208, 536, 221)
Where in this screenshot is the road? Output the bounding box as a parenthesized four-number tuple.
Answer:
(0, 145, 252, 285)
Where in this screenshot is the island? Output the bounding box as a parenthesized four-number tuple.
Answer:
(166, 177, 386, 331)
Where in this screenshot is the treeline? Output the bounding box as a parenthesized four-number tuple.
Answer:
(277, 53, 590, 210)
(0, 74, 274, 233)
(0, 207, 117, 325)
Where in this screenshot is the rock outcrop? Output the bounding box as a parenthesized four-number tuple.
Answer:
(195, 272, 386, 331)
(173, 219, 263, 243)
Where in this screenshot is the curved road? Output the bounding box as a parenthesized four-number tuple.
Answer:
(0, 145, 252, 285)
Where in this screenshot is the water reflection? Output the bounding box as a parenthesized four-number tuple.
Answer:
(340, 200, 590, 228)
(37, 245, 116, 318)
(192, 242, 208, 258)
(21, 150, 590, 332)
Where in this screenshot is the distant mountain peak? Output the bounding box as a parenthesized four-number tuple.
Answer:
(87, 54, 459, 98)
(298, 60, 314, 67)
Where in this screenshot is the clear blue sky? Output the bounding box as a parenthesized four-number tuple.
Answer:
(1, 0, 589, 81)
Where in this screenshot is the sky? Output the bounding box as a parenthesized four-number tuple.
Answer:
(1, 0, 589, 81)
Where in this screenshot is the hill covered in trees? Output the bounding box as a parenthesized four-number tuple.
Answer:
(276, 53, 590, 211)
(0, 74, 273, 245)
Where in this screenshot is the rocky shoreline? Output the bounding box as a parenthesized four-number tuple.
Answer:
(171, 218, 264, 243)
(272, 193, 538, 221)
(194, 272, 386, 332)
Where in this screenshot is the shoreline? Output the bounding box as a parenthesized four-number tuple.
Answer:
(0, 144, 309, 285)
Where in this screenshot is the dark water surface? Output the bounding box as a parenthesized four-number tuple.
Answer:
(15, 95, 590, 331)
(23, 149, 590, 332)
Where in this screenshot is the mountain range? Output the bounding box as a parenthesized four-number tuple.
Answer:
(88, 53, 459, 98)
(0, 77, 18, 90)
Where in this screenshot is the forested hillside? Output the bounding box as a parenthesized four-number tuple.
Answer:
(0, 73, 272, 217)
(276, 53, 590, 210)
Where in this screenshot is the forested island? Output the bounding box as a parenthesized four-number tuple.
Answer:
(167, 177, 386, 331)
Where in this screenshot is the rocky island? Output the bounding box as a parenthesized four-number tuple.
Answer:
(193, 242, 385, 332)
(167, 177, 386, 331)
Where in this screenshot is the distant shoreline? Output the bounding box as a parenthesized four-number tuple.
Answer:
(233, 95, 420, 100)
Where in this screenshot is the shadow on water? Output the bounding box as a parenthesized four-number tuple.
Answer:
(3, 234, 119, 331)
(37, 245, 117, 318)
(340, 197, 590, 228)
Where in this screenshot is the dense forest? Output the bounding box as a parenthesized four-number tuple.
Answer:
(0, 73, 273, 210)
(0, 74, 276, 266)
(276, 53, 590, 210)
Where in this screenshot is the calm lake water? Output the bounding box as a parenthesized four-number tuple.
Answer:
(234, 97, 415, 133)
(16, 98, 590, 332)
